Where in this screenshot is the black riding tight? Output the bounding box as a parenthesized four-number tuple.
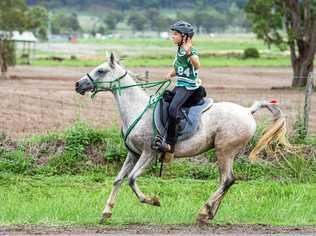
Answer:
(166, 86, 194, 146)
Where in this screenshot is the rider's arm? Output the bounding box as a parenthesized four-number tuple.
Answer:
(165, 68, 176, 80)
(183, 37, 200, 70)
(188, 54, 200, 70)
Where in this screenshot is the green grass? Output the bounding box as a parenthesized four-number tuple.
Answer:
(129, 56, 292, 67)
(78, 36, 281, 53)
(0, 174, 315, 225)
(0, 120, 315, 226)
(18, 36, 304, 67)
(29, 55, 292, 67)
(0, 122, 127, 176)
(1, 121, 315, 182)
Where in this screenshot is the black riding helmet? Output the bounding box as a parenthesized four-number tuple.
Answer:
(170, 20, 195, 38)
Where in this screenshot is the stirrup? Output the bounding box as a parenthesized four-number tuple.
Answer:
(151, 135, 173, 153)
(151, 135, 163, 151)
(158, 142, 173, 153)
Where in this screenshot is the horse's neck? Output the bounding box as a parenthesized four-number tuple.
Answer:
(112, 72, 149, 130)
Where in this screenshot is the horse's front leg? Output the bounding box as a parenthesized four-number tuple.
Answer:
(127, 149, 161, 206)
(100, 152, 138, 223)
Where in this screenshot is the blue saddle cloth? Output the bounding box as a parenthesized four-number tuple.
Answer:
(153, 98, 213, 141)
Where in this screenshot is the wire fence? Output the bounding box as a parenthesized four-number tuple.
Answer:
(0, 72, 315, 140)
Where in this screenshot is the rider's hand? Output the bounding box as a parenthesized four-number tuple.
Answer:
(182, 36, 192, 56)
(165, 73, 172, 80)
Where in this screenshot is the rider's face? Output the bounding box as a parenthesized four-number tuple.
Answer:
(171, 31, 183, 45)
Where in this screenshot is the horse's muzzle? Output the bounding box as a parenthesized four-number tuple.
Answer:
(75, 81, 86, 95)
(75, 77, 95, 95)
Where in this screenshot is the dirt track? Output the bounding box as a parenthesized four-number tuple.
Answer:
(1, 224, 316, 235)
(0, 65, 315, 139)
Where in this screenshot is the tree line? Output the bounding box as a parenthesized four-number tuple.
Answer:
(1, 0, 316, 87)
(51, 4, 249, 36)
(30, 1, 249, 36)
(28, 0, 248, 11)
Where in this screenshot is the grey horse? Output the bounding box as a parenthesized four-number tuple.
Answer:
(75, 53, 287, 224)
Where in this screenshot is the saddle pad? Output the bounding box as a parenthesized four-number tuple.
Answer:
(153, 98, 213, 141)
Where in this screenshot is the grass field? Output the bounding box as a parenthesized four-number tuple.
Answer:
(78, 36, 282, 53)
(29, 55, 292, 68)
(19, 36, 299, 68)
(0, 121, 315, 226)
(0, 174, 315, 226)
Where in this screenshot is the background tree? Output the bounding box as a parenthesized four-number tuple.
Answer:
(155, 15, 173, 35)
(104, 10, 124, 31)
(143, 0, 160, 9)
(51, 12, 81, 34)
(127, 11, 147, 33)
(33, 0, 249, 12)
(0, 0, 29, 32)
(227, 3, 250, 31)
(0, 0, 29, 79)
(145, 9, 172, 35)
(68, 13, 81, 32)
(246, 0, 316, 87)
(26, 6, 49, 40)
(97, 25, 106, 35)
(145, 8, 160, 31)
(0, 1, 49, 78)
(175, 12, 193, 25)
(193, 7, 225, 33)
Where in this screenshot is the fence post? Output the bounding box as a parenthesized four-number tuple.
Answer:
(145, 70, 149, 84)
(303, 72, 314, 135)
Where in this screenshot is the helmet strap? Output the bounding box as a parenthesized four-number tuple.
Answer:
(178, 34, 185, 48)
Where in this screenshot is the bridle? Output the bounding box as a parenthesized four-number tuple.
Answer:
(86, 70, 128, 98)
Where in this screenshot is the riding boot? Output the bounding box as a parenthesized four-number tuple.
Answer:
(163, 151, 174, 164)
(162, 121, 178, 163)
(152, 128, 175, 163)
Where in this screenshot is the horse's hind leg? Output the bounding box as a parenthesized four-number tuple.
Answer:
(100, 152, 138, 223)
(196, 145, 242, 224)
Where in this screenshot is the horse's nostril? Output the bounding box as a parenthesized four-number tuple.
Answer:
(75, 82, 79, 88)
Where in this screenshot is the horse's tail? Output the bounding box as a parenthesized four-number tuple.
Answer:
(247, 99, 290, 161)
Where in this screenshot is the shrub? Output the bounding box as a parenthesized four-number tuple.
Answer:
(243, 47, 260, 59)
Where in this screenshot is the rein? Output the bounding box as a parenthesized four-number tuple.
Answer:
(88, 71, 171, 175)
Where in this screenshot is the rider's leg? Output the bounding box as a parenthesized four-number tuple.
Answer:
(165, 86, 194, 152)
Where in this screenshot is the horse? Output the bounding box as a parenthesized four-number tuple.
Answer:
(75, 53, 287, 224)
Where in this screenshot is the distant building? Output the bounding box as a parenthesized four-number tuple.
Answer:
(11, 31, 38, 43)
(0, 31, 38, 64)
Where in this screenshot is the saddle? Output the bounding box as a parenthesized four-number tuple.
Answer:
(153, 86, 213, 142)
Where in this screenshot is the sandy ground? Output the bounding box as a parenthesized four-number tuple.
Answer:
(0, 65, 314, 139)
(1, 224, 316, 235)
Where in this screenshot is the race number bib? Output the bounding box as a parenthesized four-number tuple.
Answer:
(177, 66, 190, 77)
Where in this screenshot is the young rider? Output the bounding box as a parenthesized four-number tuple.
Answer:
(157, 20, 201, 160)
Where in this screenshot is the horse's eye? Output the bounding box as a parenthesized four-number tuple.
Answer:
(97, 69, 105, 74)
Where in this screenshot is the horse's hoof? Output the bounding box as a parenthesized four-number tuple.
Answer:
(196, 213, 209, 225)
(142, 196, 161, 206)
(99, 212, 112, 224)
(152, 196, 161, 207)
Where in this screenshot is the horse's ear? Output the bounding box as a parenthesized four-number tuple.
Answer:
(109, 52, 115, 68)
